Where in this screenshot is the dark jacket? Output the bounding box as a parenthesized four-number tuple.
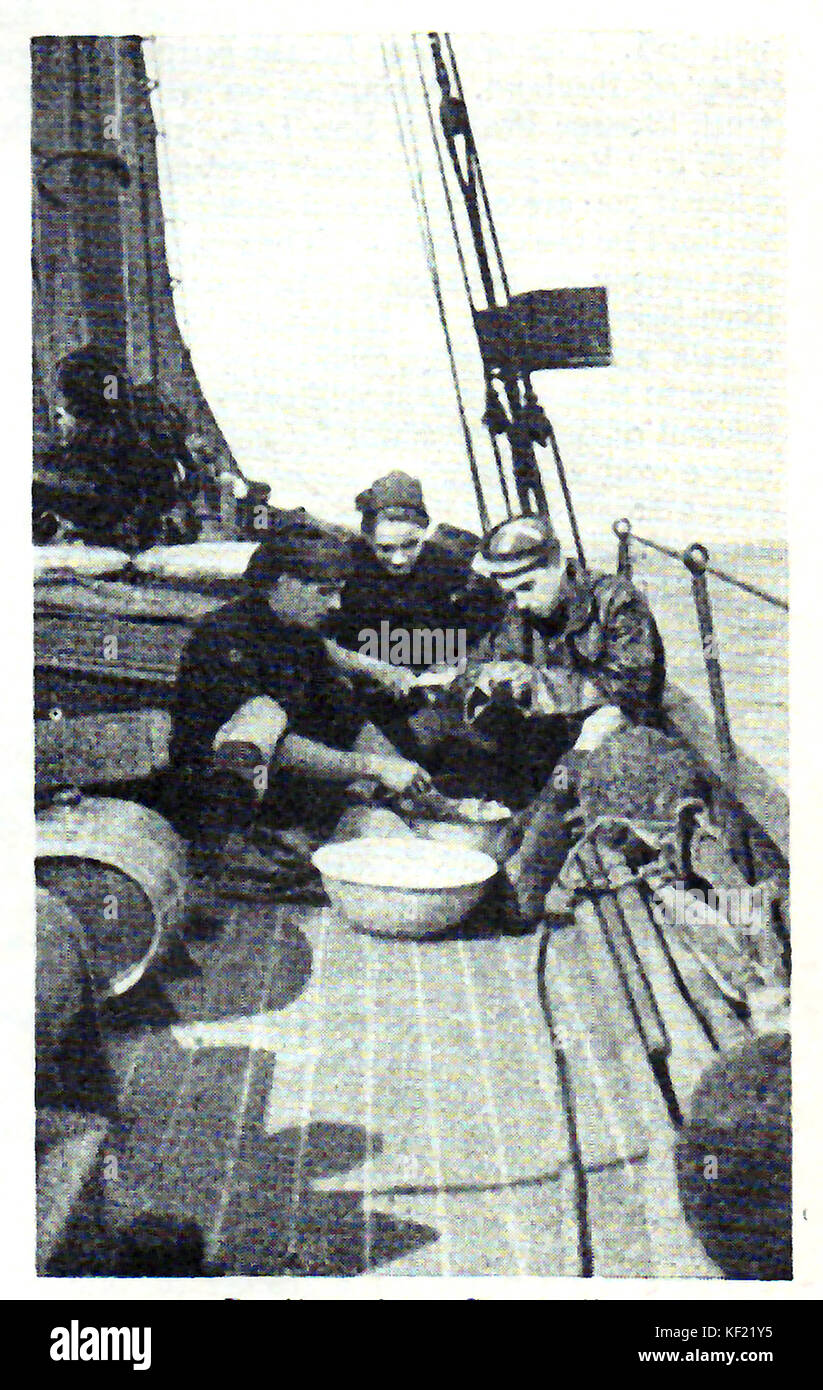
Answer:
(484, 561, 666, 725)
(33, 409, 182, 549)
(332, 537, 504, 670)
(170, 594, 358, 779)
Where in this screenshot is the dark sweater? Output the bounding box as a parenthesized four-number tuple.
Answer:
(332, 537, 504, 670)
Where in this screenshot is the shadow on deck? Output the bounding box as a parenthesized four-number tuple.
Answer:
(47, 885, 734, 1279)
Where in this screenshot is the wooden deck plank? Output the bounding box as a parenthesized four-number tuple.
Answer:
(539, 914, 657, 1277)
(540, 920, 648, 1168)
(609, 1024, 722, 1279)
(92, 881, 719, 1278)
(253, 907, 580, 1274)
(272, 911, 517, 1273)
(103, 906, 289, 1243)
(221, 908, 443, 1274)
(408, 932, 539, 1274)
(573, 900, 720, 1278)
(452, 933, 574, 1274)
(37, 1109, 109, 1271)
(274, 910, 375, 1267)
(371, 929, 523, 1275)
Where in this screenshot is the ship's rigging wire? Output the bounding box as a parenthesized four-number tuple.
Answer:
(443, 33, 511, 302)
(411, 35, 513, 518)
(541, 412, 589, 571)
(418, 33, 589, 564)
(411, 37, 474, 311)
(381, 40, 491, 535)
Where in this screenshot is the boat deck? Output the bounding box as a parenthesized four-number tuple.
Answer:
(33, 572, 785, 1278)
(90, 888, 726, 1278)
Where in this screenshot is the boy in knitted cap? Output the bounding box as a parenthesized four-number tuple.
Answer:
(168, 514, 433, 883)
(327, 471, 503, 751)
(472, 512, 666, 923)
(33, 344, 180, 547)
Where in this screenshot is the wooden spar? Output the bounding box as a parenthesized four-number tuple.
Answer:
(574, 842, 677, 1123)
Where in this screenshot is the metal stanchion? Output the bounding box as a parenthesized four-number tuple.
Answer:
(682, 542, 754, 880)
(613, 517, 632, 578)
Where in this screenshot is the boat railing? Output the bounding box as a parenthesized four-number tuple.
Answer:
(613, 519, 788, 613)
(612, 518, 788, 877)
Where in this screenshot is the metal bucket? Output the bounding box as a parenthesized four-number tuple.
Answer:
(35, 794, 187, 999)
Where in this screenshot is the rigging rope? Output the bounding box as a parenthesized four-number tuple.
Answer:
(412, 35, 513, 518)
(628, 531, 788, 613)
(411, 36, 474, 312)
(381, 41, 490, 534)
(444, 34, 510, 302)
(423, 33, 588, 560)
(542, 414, 588, 570)
(536, 920, 594, 1277)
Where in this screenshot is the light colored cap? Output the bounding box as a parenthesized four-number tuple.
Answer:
(475, 513, 562, 578)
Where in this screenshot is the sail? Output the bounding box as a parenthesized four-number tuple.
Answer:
(31, 35, 240, 478)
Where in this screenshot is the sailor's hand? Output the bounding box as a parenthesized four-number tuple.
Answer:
(371, 663, 419, 700)
(325, 640, 418, 700)
(367, 755, 433, 797)
(573, 704, 625, 753)
(485, 659, 535, 707)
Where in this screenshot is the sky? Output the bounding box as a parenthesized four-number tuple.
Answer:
(148, 32, 786, 552)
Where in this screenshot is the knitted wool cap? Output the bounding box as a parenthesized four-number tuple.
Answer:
(355, 471, 430, 529)
(244, 516, 353, 588)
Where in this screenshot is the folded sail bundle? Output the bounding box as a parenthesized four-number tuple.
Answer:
(131, 541, 259, 587)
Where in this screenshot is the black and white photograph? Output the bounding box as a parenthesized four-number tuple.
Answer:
(4, 0, 817, 1316)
